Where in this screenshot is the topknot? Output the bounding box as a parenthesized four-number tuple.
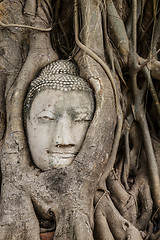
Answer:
(23, 60, 93, 121)
(40, 60, 79, 77)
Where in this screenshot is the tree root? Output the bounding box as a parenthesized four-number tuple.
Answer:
(138, 112, 160, 214)
(0, 1, 58, 239)
(150, 231, 160, 240)
(107, 171, 137, 225)
(74, 211, 94, 240)
(94, 211, 114, 240)
(0, 1, 159, 239)
(122, 113, 134, 190)
(74, 0, 124, 192)
(106, 150, 153, 231)
(94, 191, 143, 240)
(0, 20, 52, 32)
(106, 0, 129, 66)
(137, 182, 153, 230)
(129, 0, 160, 216)
(143, 66, 160, 127)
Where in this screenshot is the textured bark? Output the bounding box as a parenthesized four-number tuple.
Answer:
(0, 0, 160, 239)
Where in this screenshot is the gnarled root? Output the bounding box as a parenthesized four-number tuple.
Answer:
(74, 211, 94, 240)
(94, 191, 143, 240)
(107, 164, 153, 231)
(94, 210, 114, 240)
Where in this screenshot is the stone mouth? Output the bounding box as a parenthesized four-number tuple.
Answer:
(47, 151, 76, 157)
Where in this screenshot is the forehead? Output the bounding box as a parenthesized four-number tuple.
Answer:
(29, 89, 94, 115)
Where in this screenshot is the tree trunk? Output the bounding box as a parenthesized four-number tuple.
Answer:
(0, 0, 160, 239)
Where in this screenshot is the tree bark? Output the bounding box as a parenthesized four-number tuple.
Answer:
(0, 0, 160, 239)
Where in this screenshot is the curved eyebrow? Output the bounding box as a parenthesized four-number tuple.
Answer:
(67, 107, 94, 120)
(68, 107, 91, 114)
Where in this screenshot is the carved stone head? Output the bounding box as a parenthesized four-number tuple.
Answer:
(24, 60, 94, 170)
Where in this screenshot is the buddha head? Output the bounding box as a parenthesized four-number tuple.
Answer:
(24, 60, 95, 171)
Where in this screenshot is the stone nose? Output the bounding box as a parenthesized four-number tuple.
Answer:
(55, 115, 75, 147)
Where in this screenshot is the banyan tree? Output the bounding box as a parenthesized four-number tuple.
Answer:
(0, 0, 159, 239)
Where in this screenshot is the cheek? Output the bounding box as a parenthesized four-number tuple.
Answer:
(27, 121, 51, 150)
(72, 122, 90, 145)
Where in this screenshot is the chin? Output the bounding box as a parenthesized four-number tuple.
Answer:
(50, 157, 74, 169)
(35, 156, 74, 171)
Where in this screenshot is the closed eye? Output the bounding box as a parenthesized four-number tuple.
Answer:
(74, 119, 91, 122)
(36, 111, 57, 122)
(38, 116, 55, 121)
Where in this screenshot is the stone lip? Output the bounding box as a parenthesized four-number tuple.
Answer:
(40, 232, 54, 240)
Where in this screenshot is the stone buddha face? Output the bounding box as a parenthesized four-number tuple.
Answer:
(24, 61, 94, 170)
